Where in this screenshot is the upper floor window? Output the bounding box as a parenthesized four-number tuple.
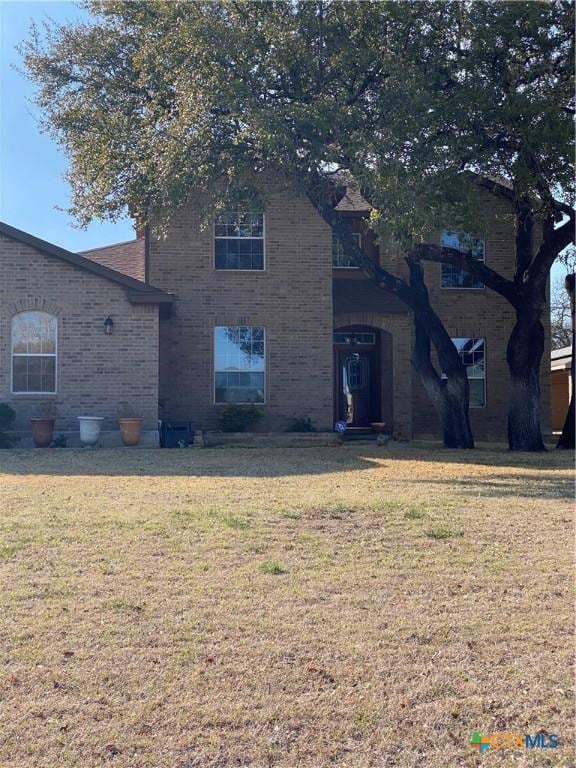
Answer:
(12, 311, 57, 393)
(214, 326, 265, 403)
(332, 232, 361, 268)
(215, 212, 264, 270)
(440, 230, 484, 289)
(452, 337, 486, 407)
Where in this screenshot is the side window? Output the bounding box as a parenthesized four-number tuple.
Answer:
(441, 230, 485, 289)
(12, 311, 57, 393)
(214, 212, 264, 270)
(214, 326, 265, 403)
(332, 231, 361, 268)
(452, 337, 486, 407)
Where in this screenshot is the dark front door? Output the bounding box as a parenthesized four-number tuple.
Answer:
(337, 349, 379, 426)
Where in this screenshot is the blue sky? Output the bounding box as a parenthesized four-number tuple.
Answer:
(0, 0, 134, 251)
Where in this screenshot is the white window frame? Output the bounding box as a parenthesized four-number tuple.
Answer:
(452, 336, 486, 408)
(332, 231, 362, 269)
(213, 212, 266, 272)
(213, 325, 266, 404)
(440, 230, 485, 290)
(11, 311, 58, 395)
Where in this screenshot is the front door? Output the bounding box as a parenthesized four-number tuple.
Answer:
(336, 348, 379, 426)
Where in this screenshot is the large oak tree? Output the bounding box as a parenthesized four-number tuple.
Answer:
(22, 1, 574, 449)
(23, 0, 479, 447)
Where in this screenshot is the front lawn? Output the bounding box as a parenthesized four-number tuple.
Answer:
(0, 444, 573, 767)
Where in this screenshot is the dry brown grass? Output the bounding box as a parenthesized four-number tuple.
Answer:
(0, 443, 573, 768)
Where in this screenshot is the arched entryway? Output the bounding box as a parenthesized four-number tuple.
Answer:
(333, 325, 393, 429)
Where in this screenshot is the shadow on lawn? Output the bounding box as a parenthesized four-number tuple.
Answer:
(0, 446, 380, 478)
(409, 473, 574, 500)
(0, 444, 572, 485)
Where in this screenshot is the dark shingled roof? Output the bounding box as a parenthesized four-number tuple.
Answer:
(0, 222, 172, 305)
(334, 185, 371, 213)
(79, 239, 146, 282)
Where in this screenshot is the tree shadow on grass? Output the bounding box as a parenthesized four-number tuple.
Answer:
(0, 445, 380, 478)
(0, 442, 572, 481)
(407, 473, 574, 500)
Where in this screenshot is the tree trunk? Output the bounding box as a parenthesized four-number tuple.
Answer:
(408, 259, 474, 448)
(506, 311, 546, 451)
(557, 273, 575, 450)
(412, 318, 475, 448)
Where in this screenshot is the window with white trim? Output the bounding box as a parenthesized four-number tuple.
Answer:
(214, 326, 265, 403)
(12, 311, 57, 393)
(441, 230, 485, 288)
(332, 231, 361, 268)
(452, 337, 486, 407)
(214, 212, 264, 270)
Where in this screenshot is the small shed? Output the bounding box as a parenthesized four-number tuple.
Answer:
(551, 345, 572, 432)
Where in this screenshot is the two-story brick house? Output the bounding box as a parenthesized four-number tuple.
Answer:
(0, 177, 550, 443)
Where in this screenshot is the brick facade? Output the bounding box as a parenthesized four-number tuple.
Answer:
(1, 178, 551, 445)
(149, 181, 335, 431)
(407, 187, 551, 439)
(148, 180, 549, 441)
(0, 232, 160, 443)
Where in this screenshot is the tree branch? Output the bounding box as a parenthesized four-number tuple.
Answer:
(411, 243, 521, 306)
(528, 214, 576, 291)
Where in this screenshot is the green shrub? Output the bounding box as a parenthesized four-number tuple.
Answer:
(0, 404, 17, 449)
(286, 416, 316, 433)
(0, 403, 15, 431)
(217, 405, 262, 433)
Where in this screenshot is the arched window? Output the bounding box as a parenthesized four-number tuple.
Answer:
(12, 311, 57, 393)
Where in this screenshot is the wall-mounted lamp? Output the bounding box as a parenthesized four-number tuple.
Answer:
(104, 316, 114, 335)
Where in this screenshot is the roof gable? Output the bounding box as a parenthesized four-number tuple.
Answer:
(0, 222, 171, 304)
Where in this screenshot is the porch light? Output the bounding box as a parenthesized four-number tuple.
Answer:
(104, 316, 114, 335)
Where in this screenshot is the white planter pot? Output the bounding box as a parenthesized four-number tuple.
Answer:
(78, 416, 104, 446)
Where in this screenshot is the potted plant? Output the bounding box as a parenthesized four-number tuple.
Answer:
(118, 405, 143, 446)
(78, 415, 104, 446)
(30, 402, 56, 448)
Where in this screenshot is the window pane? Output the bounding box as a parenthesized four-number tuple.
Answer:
(469, 378, 486, 407)
(12, 357, 27, 392)
(214, 215, 264, 270)
(332, 232, 361, 268)
(41, 357, 56, 392)
(449, 337, 485, 407)
(215, 371, 264, 404)
(441, 230, 484, 288)
(12, 311, 57, 354)
(215, 326, 265, 402)
(26, 357, 42, 393)
(12, 351, 56, 394)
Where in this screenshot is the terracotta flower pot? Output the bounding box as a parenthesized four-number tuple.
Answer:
(119, 417, 143, 446)
(30, 418, 55, 448)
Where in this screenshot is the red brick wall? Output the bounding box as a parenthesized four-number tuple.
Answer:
(149, 179, 334, 431)
(0, 233, 159, 434)
(406, 188, 551, 440)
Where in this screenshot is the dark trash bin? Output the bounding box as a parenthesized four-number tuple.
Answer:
(159, 420, 194, 448)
